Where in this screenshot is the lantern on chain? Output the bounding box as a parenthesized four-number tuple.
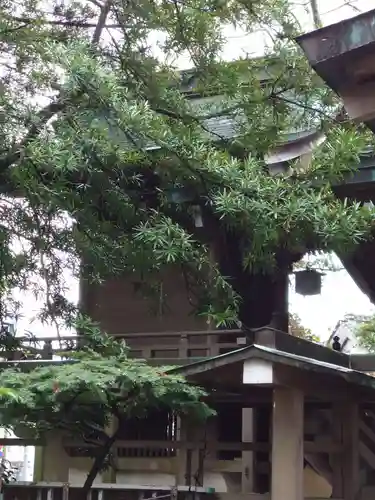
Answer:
(294, 269, 324, 296)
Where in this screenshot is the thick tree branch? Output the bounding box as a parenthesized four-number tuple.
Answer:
(8, 16, 121, 29)
(82, 424, 120, 495)
(92, 0, 113, 45)
(0, 0, 113, 175)
(271, 93, 343, 122)
(0, 101, 65, 174)
(310, 0, 322, 29)
(0, 22, 32, 35)
(87, 0, 105, 7)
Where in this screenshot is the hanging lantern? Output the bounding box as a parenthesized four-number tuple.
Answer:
(295, 269, 324, 296)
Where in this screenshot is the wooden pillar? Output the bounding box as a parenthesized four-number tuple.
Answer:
(33, 446, 44, 482)
(342, 402, 360, 500)
(177, 416, 189, 485)
(177, 417, 205, 487)
(331, 403, 344, 498)
(242, 408, 256, 492)
(330, 400, 361, 500)
(331, 401, 361, 500)
(102, 417, 118, 483)
(42, 433, 69, 481)
(271, 387, 304, 500)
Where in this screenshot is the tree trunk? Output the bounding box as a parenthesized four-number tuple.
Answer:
(215, 229, 296, 330)
(82, 428, 120, 497)
(309, 0, 322, 28)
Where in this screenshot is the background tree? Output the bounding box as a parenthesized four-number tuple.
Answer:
(289, 312, 320, 342)
(0, 2, 374, 331)
(0, 324, 213, 494)
(0, 459, 19, 488)
(354, 314, 375, 352)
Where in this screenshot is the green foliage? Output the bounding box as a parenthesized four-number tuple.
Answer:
(288, 312, 320, 343)
(0, 329, 212, 438)
(0, 327, 212, 490)
(0, 388, 17, 399)
(355, 315, 375, 353)
(0, 0, 374, 327)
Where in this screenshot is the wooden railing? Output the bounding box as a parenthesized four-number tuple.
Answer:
(0, 436, 342, 454)
(2, 485, 340, 500)
(62, 438, 343, 456)
(3, 482, 214, 500)
(0, 329, 246, 362)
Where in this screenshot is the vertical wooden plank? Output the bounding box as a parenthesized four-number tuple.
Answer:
(62, 483, 69, 500)
(176, 416, 189, 485)
(331, 403, 344, 498)
(271, 387, 304, 500)
(179, 333, 189, 358)
(342, 401, 360, 500)
(33, 446, 44, 482)
(182, 419, 205, 487)
(207, 332, 219, 357)
(43, 433, 69, 482)
(242, 408, 255, 493)
(102, 417, 118, 484)
(171, 486, 178, 500)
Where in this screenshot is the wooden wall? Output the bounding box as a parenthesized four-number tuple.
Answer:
(82, 268, 207, 335)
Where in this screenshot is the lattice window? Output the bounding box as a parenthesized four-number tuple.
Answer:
(117, 409, 177, 458)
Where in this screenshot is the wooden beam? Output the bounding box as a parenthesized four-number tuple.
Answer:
(350, 354, 375, 372)
(207, 385, 273, 405)
(63, 439, 341, 453)
(0, 438, 44, 446)
(359, 441, 375, 470)
(360, 419, 375, 444)
(13, 330, 243, 343)
(273, 364, 372, 402)
(271, 387, 304, 500)
(3, 482, 211, 492)
(242, 408, 255, 493)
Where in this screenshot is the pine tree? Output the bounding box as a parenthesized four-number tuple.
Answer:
(0, 0, 373, 329)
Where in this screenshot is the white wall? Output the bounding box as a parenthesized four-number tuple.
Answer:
(332, 320, 368, 354)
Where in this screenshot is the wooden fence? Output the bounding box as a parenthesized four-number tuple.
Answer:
(0, 330, 245, 362)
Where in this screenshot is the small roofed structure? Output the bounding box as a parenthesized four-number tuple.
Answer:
(168, 330, 375, 500)
(8, 328, 375, 500)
